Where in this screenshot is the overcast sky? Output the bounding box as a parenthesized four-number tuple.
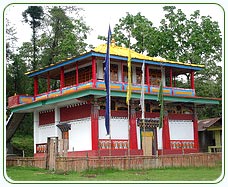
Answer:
(5, 3, 224, 49)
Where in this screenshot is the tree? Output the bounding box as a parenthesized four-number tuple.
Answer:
(6, 18, 17, 61)
(109, 6, 222, 119)
(22, 6, 44, 70)
(39, 6, 91, 66)
(98, 12, 159, 54)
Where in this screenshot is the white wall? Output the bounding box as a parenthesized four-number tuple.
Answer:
(157, 127, 163, 149)
(37, 124, 56, 144)
(169, 120, 194, 140)
(68, 118, 92, 151)
(36, 118, 92, 152)
(34, 111, 39, 153)
(136, 125, 141, 149)
(99, 117, 128, 139)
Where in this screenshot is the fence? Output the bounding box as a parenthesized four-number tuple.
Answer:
(6, 153, 222, 172)
(6, 157, 46, 169)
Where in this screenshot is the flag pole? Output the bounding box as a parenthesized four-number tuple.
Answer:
(104, 25, 112, 156)
(108, 39, 111, 158)
(128, 101, 130, 157)
(126, 31, 132, 157)
(140, 59, 146, 155)
(108, 29, 111, 157)
(157, 65, 164, 155)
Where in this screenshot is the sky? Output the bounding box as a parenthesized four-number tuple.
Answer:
(5, 3, 224, 49)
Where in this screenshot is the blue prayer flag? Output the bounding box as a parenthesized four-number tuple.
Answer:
(104, 25, 111, 135)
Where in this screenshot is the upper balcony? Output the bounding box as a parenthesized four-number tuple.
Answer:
(8, 44, 211, 110)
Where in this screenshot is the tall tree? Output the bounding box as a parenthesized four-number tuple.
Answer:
(6, 18, 18, 61)
(109, 7, 222, 118)
(22, 6, 44, 70)
(98, 12, 158, 54)
(39, 6, 91, 66)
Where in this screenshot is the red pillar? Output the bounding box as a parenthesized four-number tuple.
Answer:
(193, 117, 199, 151)
(130, 110, 138, 150)
(92, 56, 96, 88)
(60, 67, 64, 89)
(190, 70, 195, 89)
(162, 115, 170, 151)
(91, 102, 99, 150)
(34, 76, 38, 96)
(76, 63, 78, 86)
(146, 64, 150, 92)
(47, 72, 50, 92)
(170, 68, 173, 87)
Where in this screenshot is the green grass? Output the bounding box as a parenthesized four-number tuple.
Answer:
(6, 165, 222, 182)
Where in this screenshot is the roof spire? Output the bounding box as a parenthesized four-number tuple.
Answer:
(111, 38, 116, 47)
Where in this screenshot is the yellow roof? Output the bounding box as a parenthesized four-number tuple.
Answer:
(25, 43, 204, 76)
(92, 44, 204, 68)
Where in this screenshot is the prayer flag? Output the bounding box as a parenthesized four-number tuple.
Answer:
(158, 72, 164, 129)
(126, 49, 132, 105)
(104, 25, 111, 135)
(140, 61, 145, 119)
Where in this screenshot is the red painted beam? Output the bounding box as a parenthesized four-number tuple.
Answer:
(162, 116, 170, 150)
(170, 68, 173, 87)
(76, 63, 78, 86)
(92, 56, 96, 88)
(193, 118, 199, 151)
(190, 70, 195, 90)
(60, 67, 65, 89)
(34, 76, 38, 96)
(47, 71, 50, 92)
(146, 64, 150, 92)
(130, 116, 138, 150)
(91, 112, 99, 150)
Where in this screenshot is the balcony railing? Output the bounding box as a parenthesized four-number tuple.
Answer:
(8, 80, 195, 108)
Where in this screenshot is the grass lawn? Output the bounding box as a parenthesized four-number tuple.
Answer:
(6, 165, 222, 182)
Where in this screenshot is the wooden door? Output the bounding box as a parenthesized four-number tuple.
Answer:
(142, 131, 153, 156)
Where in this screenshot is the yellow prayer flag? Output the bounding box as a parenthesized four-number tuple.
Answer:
(126, 49, 132, 105)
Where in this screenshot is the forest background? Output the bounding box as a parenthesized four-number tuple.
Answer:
(5, 4, 223, 156)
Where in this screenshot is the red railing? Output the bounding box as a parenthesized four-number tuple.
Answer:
(36, 143, 47, 153)
(170, 140, 195, 149)
(99, 139, 129, 150)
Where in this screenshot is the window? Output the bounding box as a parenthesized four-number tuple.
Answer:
(78, 65, 92, 83)
(123, 66, 128, 82)
(136, 67, 143, 84)
(123, 65, 132, 82)
(65, 71, 76, 86)
(110, 64, 118, 81)
(149, 69, 161, 86)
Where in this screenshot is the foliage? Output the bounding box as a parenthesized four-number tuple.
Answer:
(6, 54, 30, 96)
(6, 5, 91, 155)
(107, 6, 222, 119)
(39, 6, 91, 66)
(5, 5, 222, 154)
(5, 19, 18, 61)
(22, 6, 44, 70)
(10, 135, 34, 157)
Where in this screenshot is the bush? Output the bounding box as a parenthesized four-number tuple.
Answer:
(11, 135, 34, 157)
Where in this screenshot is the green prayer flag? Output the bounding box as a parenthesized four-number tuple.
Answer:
(158, 78, 164, 129)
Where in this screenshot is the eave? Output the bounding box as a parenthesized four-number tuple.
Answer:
(25, 51, 204, 78)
